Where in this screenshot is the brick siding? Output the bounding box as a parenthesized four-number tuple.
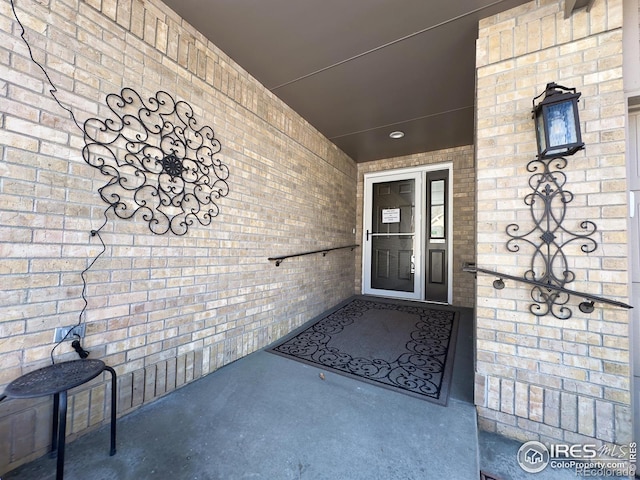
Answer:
(475, 0, 632, 446)
(0, 0, 357, 473)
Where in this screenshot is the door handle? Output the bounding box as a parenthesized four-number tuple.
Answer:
(366, 229, 371, 241)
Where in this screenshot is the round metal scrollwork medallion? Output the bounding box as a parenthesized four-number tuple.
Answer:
(161, 153, 184, 178)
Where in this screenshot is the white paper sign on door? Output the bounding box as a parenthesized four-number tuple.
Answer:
(382, 208, 400, 223)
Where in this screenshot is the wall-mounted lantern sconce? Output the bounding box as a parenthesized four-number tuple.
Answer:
(464, 81, 632, 319)
(532, 82, 584, 159)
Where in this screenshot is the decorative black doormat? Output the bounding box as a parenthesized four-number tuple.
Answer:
(268, 297, 459, 405)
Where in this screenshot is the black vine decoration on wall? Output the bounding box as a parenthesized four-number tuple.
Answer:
(82, 88, 230, 236)
(505, 156, 597, 319)
(10, 0, 233, 363)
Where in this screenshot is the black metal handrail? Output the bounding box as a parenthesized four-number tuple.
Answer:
(269, 245, 359, 266)
(463, 263, 633, 310)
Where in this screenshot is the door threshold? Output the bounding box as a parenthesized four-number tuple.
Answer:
(360, 293, 450, 306)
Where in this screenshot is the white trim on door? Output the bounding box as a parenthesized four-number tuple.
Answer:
(362, 164, 453, 303)
(362, 169, 423, 300)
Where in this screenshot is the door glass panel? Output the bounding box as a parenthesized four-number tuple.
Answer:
(431, 179, 445, 204)
(430, 179, 445, 239)
(370, 180, 415, 292)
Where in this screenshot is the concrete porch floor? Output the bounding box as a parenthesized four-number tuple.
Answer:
(3, 305, 605, 480)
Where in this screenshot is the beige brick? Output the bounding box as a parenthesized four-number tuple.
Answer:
(71, 389, 90, 434)
(543, 389, 560, 427)
(614, 405, 632, 444)
(529, 385, 544, 422)
(578, 397, 596, 437)
(501, 379, 515, 414)
(0, 0, 632, 472)
(560, 392, 578, 432)
(475, 0, 629, 448)
(595, 400, 615, 442)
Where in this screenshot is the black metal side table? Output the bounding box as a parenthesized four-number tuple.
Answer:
(1, 359, 117, 480)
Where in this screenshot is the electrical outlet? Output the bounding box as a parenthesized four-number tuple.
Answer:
(54, 324, 86, 343)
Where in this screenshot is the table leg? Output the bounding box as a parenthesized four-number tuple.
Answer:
(105, 366, 117, 456)
(56, 391, 68, 480)
(50, 392, 60, 458)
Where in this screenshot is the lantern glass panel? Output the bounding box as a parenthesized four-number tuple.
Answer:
(536, 111, 547, 153)
(544, 100, 577, 155)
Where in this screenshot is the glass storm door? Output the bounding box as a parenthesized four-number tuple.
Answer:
(363, 168, 450, 302)
(363, 172, 422, 300)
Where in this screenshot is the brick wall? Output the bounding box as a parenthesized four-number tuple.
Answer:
(475, 0, 632, 445)
(355, 146, 477, 308)
(0, 0, 357, 473)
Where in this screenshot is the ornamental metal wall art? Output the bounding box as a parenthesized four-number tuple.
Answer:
(82, 88, 230, 236)
(505, 156, 597, 319)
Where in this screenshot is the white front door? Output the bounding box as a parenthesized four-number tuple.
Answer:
(362, 166, 452, 302)
(363, 170, 422, 300)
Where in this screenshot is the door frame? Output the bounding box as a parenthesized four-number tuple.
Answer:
(362, 169, 423, 300)
(361, 163, 453, 303)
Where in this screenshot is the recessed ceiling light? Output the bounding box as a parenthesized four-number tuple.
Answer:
(389, 130, 405, 139)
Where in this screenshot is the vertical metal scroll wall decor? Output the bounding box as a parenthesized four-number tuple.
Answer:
(505, 156, 597, 319)
(489, 83, 601, 320)
(82, 88, 230, 236)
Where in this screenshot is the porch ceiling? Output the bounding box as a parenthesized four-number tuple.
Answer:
(161, 0, 530, 163)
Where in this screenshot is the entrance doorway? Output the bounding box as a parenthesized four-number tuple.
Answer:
(362, 166, 452, 303)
